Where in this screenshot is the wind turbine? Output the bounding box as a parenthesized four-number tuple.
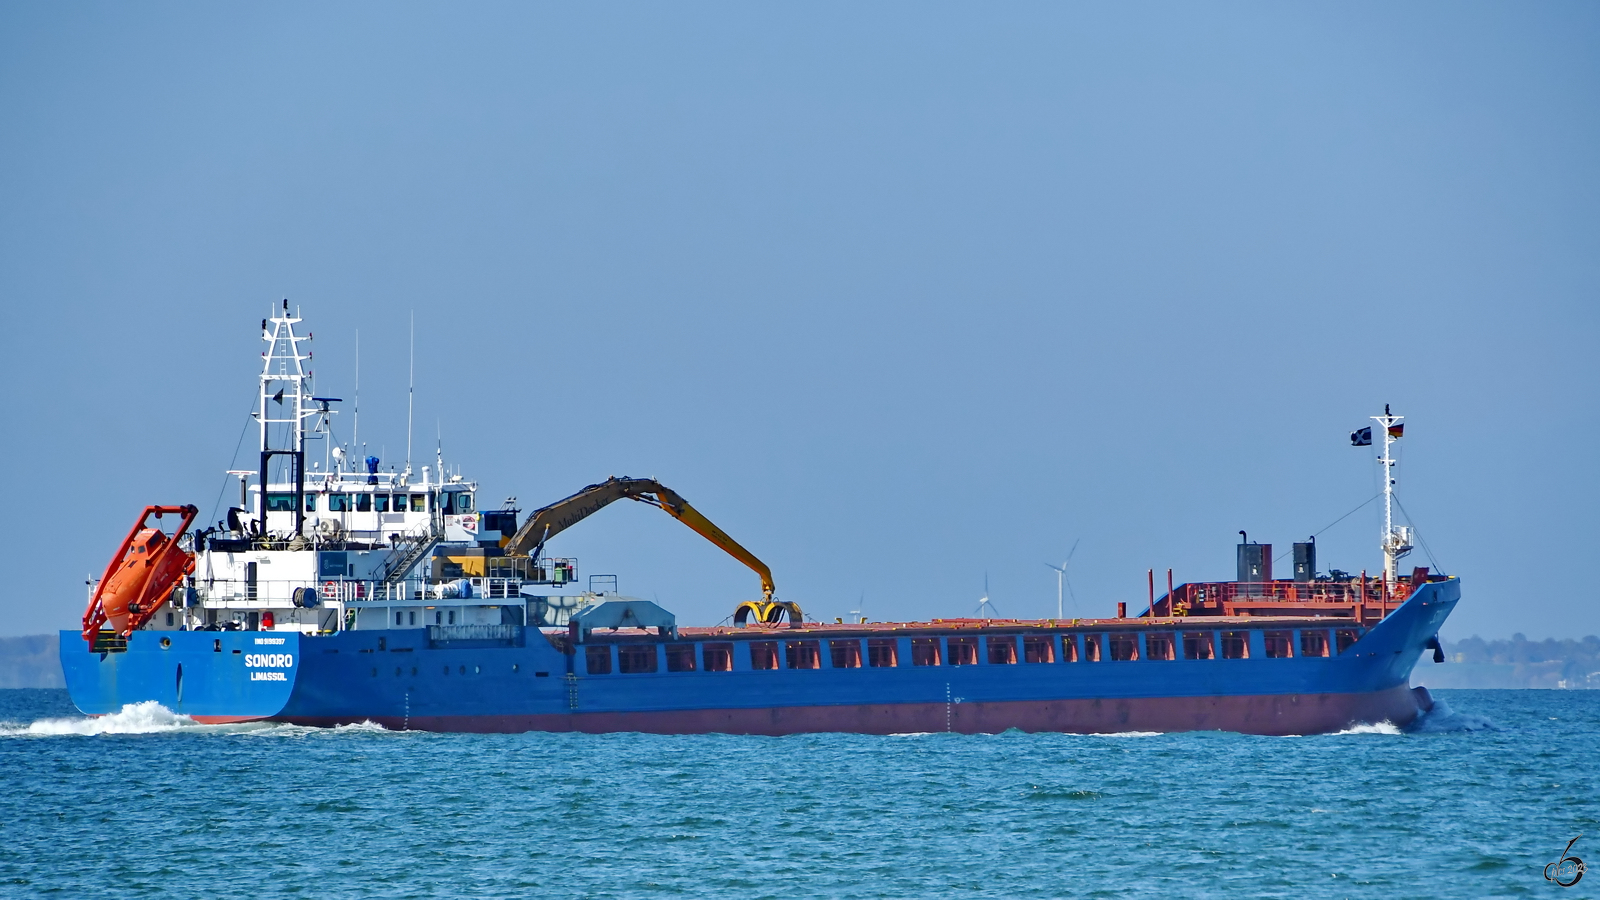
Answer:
(1045, 538, 1081, 619)
(974, 572, 1001, 618)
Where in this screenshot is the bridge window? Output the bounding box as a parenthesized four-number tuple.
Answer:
(829, 640, 862, 668)
(1335, 629, 1359, 654)
(410, 494, 427, 512)
(1300, 630, 1329, 658)
(749, 642, 779, 670)
(1182, 631, 1214, 660)
(1109, 633, 1140, 661)
(1221, 631, 1250, 659)
(1022, 635, 1054, 663)
(329, 494, 352, 512)
(986, 636, 1017, 664)
(946, 637, 978, 666)
(442, 492, 475, 514)
(355, 493, 372, 512)
(665, 644, 697, 672)
(266, 493, 296, 512)
(703, 643, 733, 671)
(1145, 632, 1175, 661)
(305, 495, 317, 512)
(375, 494, 390, 512)
(1264, 631, 1293, 659)
(867, 639, 898, 667)
(786, 640, 821, 669)
(911, 638, 941, 666)
(1082, 634, 1103, 662)
(585, 646, 612, 675)
(618, 645, 658, 674)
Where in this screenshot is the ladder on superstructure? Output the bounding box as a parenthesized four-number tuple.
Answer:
(379, 526, 442, 584)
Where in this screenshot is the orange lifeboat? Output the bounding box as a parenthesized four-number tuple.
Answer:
(82, 505, 198, 643)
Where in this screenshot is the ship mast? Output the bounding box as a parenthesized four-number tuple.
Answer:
(257, 300, 315, 536)
(1372, 404, 1410, 581)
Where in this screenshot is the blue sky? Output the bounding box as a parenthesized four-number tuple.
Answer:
(1, 3, 1595, 639)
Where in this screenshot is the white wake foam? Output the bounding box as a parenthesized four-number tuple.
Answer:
(0, 700, 402, 738)
(0, 700, 203, 736)
(1332, 721, 1403, 736)
(234, 719, 392, 738)
(0, 701, 339, 737)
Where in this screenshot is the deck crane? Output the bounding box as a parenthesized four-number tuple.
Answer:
(503, 477, 800, 625)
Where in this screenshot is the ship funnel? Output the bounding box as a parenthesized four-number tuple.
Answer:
(1236, 540, 1271, 583)
(1293, 538, 1316, 582)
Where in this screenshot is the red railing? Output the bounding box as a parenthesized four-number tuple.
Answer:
(1159, 571, 1442, 616)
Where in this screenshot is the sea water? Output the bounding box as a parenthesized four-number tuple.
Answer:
(0, 689, 1593, 899)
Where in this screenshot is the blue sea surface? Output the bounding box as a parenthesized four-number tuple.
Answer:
(0, 689, 1593, 899)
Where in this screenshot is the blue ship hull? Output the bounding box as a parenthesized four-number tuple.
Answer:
(61, 579, 1457, 735)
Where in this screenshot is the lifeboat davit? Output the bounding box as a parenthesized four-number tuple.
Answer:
(82, 505, 198, 643)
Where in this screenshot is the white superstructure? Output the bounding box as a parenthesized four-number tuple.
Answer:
(141, 302, 591, 637)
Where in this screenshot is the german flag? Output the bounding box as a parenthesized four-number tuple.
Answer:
(1387, 423, 1404, 439)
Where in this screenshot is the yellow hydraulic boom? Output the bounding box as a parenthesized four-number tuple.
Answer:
(504, 477, 793, 621)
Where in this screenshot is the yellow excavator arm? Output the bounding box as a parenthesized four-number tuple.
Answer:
(504, 477, 776, 602)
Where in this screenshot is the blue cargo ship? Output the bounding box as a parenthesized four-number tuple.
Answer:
(61, 304, 1456, 735)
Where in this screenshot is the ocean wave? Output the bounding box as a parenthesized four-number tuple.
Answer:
(1405, 698, 1496, 734)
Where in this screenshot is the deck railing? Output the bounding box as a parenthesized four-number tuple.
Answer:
(1163, 574, 1439, 613)
(199, 577, 528, 605)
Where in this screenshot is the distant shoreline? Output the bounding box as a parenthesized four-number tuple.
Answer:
(9, 633, 1598, 691)
(0, 636, 64, 690)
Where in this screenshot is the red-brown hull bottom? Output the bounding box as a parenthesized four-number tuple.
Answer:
(281, 685, 1432, 737)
